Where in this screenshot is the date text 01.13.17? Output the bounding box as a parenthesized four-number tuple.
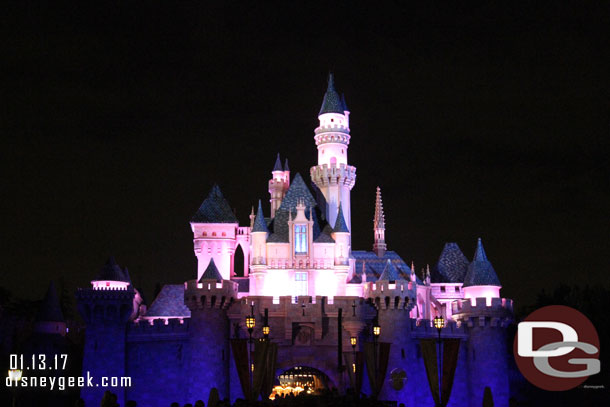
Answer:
(10, 354, 68, 371)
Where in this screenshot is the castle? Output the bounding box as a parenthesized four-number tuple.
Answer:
(76, 75, 514, 407)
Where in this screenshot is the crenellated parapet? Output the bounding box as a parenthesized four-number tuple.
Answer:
(363, 280, 417, 312)
(76, 287, 135, 324)
(127, 318, 190, 341)
(184, 279, 238, 311)
(310, 163, 357, 189)
(451, 297, 513, 328)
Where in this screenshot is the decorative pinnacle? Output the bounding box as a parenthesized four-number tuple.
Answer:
(284, 158, 290, 172)
(374, 186, 385, 229)
(473, 237, 488, 262)
(273, 153, 283, 172)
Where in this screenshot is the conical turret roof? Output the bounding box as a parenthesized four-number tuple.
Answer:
(35, 281, 64, 323)
(319, 73, 345, 116)
(378, 259, 405, 281)
(333, 203, 350, 233)
(252, 200, 269, 233)
(94, 256, 131, 282)
(199, 258, 223, 282)
(273, 153, 283, 171)
(191, 184, 239, 223)
(432, 243, 469, 283)
(463, 238, 501, 287)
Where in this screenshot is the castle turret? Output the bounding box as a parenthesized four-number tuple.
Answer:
(462, 238, 502, 302)
(184, 262, 238, 402)
(76, 257, 136, 407)
(34, 281, 66, 336)
(250, 200, 269, 295)
(269, 153, 290, 218)
(452, 238, 512, 407)
(191, 185, 239, 280)
(310, 73, 356, 230)
(373, 186, 387, 257)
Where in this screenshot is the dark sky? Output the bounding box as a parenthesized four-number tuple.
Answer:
(3, 2, 609, 309)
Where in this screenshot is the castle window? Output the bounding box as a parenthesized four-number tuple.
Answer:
(441, 286, 446, 293)
(455, 286, 460, 292)
(294, 225, 307, 255)
(212, 232, 217, 237)
(203, 232, 207, 237)
(295, 272, 308, 296)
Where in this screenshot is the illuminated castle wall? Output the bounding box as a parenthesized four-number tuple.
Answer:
(77, 75, 515, 407)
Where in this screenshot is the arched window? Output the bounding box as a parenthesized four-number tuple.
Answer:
(294, 225, 307, 255)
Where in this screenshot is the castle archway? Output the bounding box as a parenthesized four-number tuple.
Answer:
(269, 366, 333, 399)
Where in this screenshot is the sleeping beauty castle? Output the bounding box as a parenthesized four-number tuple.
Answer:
(76, 75, 515, 407)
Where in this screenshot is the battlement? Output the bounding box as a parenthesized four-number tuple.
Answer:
(228, 295, 376, 320)
(363, 281, 417, 311)
(408, 319, 467, 339)
(127, 317, 190, 341)
(76, 287, 135, 323)
(451, 297, 514, 328)
(76, 287, 135, 301)
(310, 163, 357, 188)
(184, 279, 238, 310)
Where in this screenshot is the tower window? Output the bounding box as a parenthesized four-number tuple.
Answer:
(294, 225, 307, 255)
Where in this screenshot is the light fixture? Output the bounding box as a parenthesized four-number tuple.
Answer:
(350, 336, 357, 348)
(263, 325, 270, 338)
(246, 315, 256, 330)
(433, 315, 445, 330)
(373, 324, 380, 337)
(8, 369, 22, 382)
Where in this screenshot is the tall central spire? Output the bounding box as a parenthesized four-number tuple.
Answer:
(373, 186, 387, 257)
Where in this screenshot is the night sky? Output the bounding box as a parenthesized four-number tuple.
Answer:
(3, 2, 609, 309)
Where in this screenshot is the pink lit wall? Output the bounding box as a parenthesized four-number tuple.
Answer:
(463, 285, 501, 306)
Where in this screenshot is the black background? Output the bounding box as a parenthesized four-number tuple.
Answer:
(3, 1, 609, 308)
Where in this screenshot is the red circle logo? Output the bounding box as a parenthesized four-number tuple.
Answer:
(514, 305, 600, 391)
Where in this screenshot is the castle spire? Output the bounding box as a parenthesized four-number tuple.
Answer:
(273, 153, 283, 172)
(318, 72, 344, 116)
(252, 200, 269, 233)
(333, 203, 350, 233)
(373, 186, 387, 257)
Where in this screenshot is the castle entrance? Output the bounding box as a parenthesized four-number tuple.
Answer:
(269, 366, 331, 400)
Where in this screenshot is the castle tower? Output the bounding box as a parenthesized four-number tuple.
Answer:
(463, 238, 502, 302)
(310, 73, 357, 230)
(76, 257, 135, 407)
(331, 203, 350, 295)
(191, 185, 239, 280)
(184, 259, 238, 402)
(452, 238, 512, 407)
(364, 260, 419, 405)
(269, 153, 290, 218)
(34, 281, 67, 336)
(250, 199, 269, 295)
(373, 186, 387, 257)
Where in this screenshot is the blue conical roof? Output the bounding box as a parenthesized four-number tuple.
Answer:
(273, 153, 283, 171)
(319, 73, 345, 116)
(463, 238, 501, 287)
(333, 203, 350, 233)
(341, 93, 349, 112)
(432, 243, 469, 283)
(199, 258, 223, 282)
(191, 184, 239, 223)
(284, 158, 290, 172)
(94, 256, 131, 282)
(252, 200, 269, 233)
(378, 259, 405, 281)
(35, 281, 65, 323)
